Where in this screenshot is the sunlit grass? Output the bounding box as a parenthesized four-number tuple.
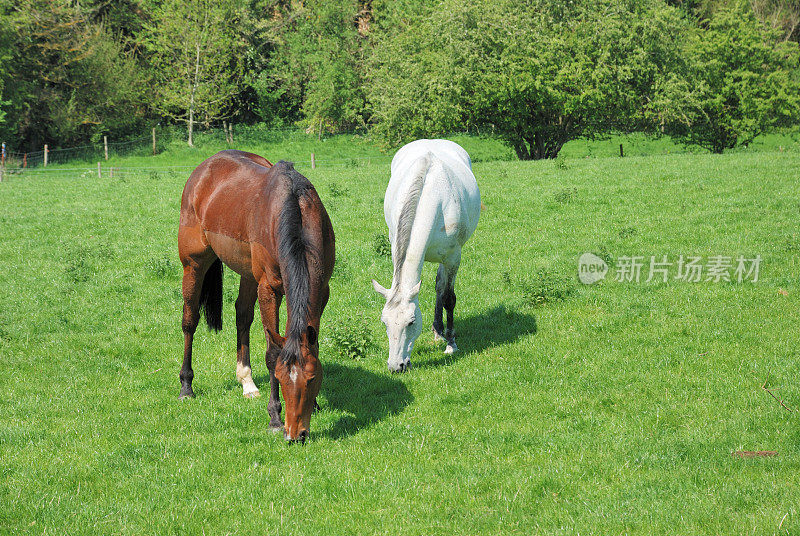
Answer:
(0, 143, 798, 534)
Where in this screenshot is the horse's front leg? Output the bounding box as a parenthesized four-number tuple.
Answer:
(258, 281, 286, 431)
(235, 276, 260, 398)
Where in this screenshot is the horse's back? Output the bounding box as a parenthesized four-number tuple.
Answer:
(181, 151, 278, 233)
(385, 139, 480, 254)
(391, 139, 471, 177)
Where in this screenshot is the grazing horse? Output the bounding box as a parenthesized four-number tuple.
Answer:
(178, 150, 335, 442)
(372, 140, 480, 372)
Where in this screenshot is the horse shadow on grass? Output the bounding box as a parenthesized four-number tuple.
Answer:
(223, 362, 413, 440)
(413, 305, 538, 369)
(318, 362, 413, 439)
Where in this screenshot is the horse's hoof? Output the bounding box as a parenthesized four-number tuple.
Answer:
(432, 327, 444, 342)
(244, 390, 261, 399)
(444, 343, 458, 355)
(269, 424, 285, 434)
(178, 392, 195, 400)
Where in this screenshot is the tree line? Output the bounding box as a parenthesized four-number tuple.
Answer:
(0, 0, 798, 158)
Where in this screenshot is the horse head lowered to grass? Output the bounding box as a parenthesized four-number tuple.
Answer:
(373, 139, 480, 372)
(178, 150, 335, 442)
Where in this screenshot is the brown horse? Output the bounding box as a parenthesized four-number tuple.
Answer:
(178, 150, 335, 443)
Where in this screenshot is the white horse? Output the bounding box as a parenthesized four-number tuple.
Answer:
(372, 139, 481, 372)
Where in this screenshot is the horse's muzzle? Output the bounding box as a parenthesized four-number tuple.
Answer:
(285, 429, 309, 444)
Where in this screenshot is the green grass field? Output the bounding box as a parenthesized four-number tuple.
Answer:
(1, 133, 799, 534)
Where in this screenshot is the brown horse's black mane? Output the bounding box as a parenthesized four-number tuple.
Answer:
(274, 161, 315, 366)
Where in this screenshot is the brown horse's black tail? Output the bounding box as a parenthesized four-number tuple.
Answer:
(200, 258, 223, 332)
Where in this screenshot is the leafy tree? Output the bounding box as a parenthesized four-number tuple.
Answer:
(368, 0, 687, 159)
(143, 0, 243, 146)
(0, 4, 10, 130)
(652, 5, 800, 153)
(260, 0, 367, 134)
(0, 0, 147, 148)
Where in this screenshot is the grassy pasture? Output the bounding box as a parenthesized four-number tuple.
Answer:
(0, 136, 799, 535)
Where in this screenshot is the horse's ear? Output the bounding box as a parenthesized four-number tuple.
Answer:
(306, 325, 318, 346)
(372, 279, 389, 299)
(409, 281, 421, 299)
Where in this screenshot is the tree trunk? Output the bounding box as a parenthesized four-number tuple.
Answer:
(511, 138, 531, 160)
(188, 42, 201, 147)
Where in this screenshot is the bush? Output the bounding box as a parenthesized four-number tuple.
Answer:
(373, 233, 392, 257)
(328, 182, 349, 198)
(503, 268, 576, 307)
(329, 319, 374, 360)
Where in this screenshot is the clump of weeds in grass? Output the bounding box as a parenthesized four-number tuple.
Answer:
(149, 171, 161, 181)
(373, 233, 392, 257)
(553, 187, 577, 204)
(618, 226, 637, 239)
(554, 158, 568, 170)
(147, 254, 177, 279)
(331, 255, 351, 281)
(329, 182, 349, 198)
(329, 318, 375, 360)
(503, 268, 576, 307)
(782, 234, 800, 252)
(64, 247, 94, 283)
(593, 244, 615, 267)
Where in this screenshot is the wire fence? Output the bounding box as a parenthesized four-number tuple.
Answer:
(0, 124, 400, 179)
(2, 124, 799, 181)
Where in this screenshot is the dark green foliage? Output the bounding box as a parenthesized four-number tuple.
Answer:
(329, 318, 374, 359)
(0, 0, 797, 155)
(373, 233, 392, 257)
(368, 0, 687, 158)
(0, 0, 147, 146)
(503, 268, 576, 307)
(328, 182, 349, 198)
(258, 0, 368, 134)
(651, 5, 800, 153)
(553, 188, 577, 204)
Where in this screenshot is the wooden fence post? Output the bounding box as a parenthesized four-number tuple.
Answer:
(23, 153, 27, 169)
(97, 162, 101, 178)
(311, 153, 316, 170)
(619, 143, 624, 157)
(152, 128, 156, 156)
(110, 167, 114, 179)
(104, 136, 109, 161)
(228, 123, 233, 144)
(223, 121, 228, 144)
(44, 144, 48, 167)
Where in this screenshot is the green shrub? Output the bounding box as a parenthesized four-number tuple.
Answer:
(503, 268, 576, 307)
(330, 319, 374, 360)
(373, 233, 392, 257)
(329, 182, 349, 198)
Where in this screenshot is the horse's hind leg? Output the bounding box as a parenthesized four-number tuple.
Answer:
(433, 265, 446, 342)
(235, 276, 260, 399)
(439, 252, 461, 354)
(178, 225, 215, 399)
(179, 257, 213, 398)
